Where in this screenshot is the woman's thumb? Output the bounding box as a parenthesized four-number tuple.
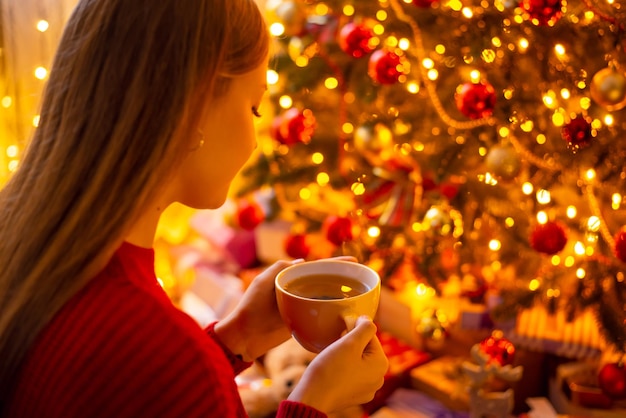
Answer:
(346, 316, 377, 350)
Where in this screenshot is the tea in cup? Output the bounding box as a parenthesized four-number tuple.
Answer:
(275, 259, 381, 353)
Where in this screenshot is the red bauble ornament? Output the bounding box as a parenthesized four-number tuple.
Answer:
(412, 0, 439, 7)
(455, 81, 496, 119)
(323, 215, 354, 246)
(530, 221, 567, 255)
(439, 182, 460, 201)
(368, 49, 407, 85)
(598, 362, 626, 399)
(236, 201, 265, 230)
(284, 233, 311, 259)
(519, 0, 563, 26)
(270, 107, 316, 146)
(561, 115, 592, 151)
(338, 22, 375, 58)
(614, 228, 626, 263)
(422, 176, 438, 192)
(479, 333, 516, 366)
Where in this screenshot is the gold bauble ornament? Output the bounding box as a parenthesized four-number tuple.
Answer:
(354, 122, 394, 165)
(288, 35, 318, 63)
(485, 144, 521, 181)
(590, 67, 626, 111)
(421, 204, 463, 238)
(265, 0, 307, 37)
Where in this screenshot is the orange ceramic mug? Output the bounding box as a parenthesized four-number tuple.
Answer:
(275, 259, 381, 353)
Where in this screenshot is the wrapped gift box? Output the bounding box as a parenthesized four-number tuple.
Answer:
(409, 356, 470, 411)
(549, 361, 626, 417)
(364, 330, 431, 414)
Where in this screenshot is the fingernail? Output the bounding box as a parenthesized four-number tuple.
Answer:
(291, 258, 305, 264)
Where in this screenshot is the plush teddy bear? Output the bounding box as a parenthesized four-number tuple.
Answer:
(263, 337, 316, 379)
(238, 337, 365, 418)
(238, 338, 316, 418)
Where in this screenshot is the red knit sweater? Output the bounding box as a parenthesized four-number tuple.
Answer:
(7, 242, 325, 418)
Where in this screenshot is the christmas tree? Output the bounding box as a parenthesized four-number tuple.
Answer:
(234, 0, 626, 354)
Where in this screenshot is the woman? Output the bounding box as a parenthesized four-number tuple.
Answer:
(0, 0, 388, 417)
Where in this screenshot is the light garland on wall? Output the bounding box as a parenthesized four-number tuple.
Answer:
(0, 0, 60, 185)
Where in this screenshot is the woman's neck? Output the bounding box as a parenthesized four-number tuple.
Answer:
(124, 204, 165, 248)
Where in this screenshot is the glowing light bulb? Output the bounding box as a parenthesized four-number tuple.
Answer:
(34, 67, 48, 80)
(36, 20, 49, 32)
(489, 239, 501, 251)
(422, 58, 434, 69)
(367, 226, 381, 238)
(529, 279, 540, 291)
(269, 23, 285, 37)
(266, 70, 279, 85)
(574, 242, 585, 256)
(299, 187, 312, 200)
(407, 82, 419, 94)
(537, 211, 548, 224)
(312, 153, 324, 164)
(351, 182, 365, 195)
(612, 193, 622, 210)
(279, 95, 293, 109)
(522, 182, 534, 195)
(518, 38, 529, 50)
(6, 145, 18, 158)
(566, 206, 577, 219)
(542, 94, 555, 108)
(314, 3, 329, 15)
(469, 70, 481, 83)
(554, 44, 566, 56)
(317, 172, 330, 186)
(587, 216, 601, 232)
(536, 189, 551, 204)
(324, 77, 339, 89)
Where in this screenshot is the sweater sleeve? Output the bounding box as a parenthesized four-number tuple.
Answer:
(205, 321, 253, 376)
(205, 324, 328, 418)
(277, 400, 327, 418)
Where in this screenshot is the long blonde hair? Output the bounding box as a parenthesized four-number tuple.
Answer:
(0, 0, 269, 405)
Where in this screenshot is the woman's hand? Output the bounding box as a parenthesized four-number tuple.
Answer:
(287, 316, 389, 414)
(214, 257, 356, 361)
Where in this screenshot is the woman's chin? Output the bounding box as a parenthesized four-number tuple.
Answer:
(179, 193, 227, 211)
